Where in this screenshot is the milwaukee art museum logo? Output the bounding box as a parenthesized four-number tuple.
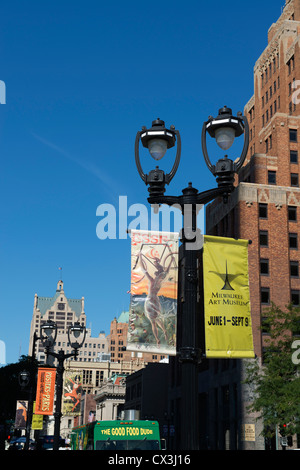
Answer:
(208, 260, 249, 306)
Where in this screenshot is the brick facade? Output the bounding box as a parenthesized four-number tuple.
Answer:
(207, 0, 300, 359)
(203, 0, 300, 449)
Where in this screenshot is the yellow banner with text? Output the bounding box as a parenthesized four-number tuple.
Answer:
(203, 235, 254, 359)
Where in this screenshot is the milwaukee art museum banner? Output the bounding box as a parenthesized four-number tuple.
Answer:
(127, 229, 179, 356)
(203, 235, 255, 359)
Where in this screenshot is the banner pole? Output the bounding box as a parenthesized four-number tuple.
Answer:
(53, 351, 65, 451)
(178, 196, 201, 451)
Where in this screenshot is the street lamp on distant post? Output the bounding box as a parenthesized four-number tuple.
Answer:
(134, 106, 249, 450)
(40, 320, 86, 451)
(18, 331, 41, 451)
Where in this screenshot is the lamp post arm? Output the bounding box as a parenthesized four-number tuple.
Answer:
(196, 185, 234, 205)
(45, 349, 77, 361)
(234, 114, 249, 173)
(201, 121, 215, 175)
(165, 130, 181, 184)
(148, 184, 234, 209)
(135, 131, 147, 183)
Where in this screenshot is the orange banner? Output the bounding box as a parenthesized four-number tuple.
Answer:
(35, 367, 56, 415)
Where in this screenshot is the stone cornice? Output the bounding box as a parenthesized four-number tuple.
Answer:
(206, 182, 300, 231)
(254, 19, 299, 74)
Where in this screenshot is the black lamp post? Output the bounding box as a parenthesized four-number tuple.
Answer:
(40, 320, 86, 451)
(135, 107, 249, 450)
(18, 331, 41, 451)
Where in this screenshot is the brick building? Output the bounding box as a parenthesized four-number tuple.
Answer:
(108, 312, 168, 364)
(204, 0, 300, 450)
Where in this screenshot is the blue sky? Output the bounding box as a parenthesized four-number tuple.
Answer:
(0, 0, 285, 365)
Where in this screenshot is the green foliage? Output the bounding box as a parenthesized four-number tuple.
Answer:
(244, 303, 300, 439)
(0, 355, 38, 425)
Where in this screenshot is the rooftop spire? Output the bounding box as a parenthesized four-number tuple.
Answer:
(56, 280, 64, 292)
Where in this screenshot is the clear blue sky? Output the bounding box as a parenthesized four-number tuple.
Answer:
(0, 0, 285, 365)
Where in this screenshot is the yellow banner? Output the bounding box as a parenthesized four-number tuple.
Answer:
(203, 235, 254, 358)
(32, 402, 43, 430)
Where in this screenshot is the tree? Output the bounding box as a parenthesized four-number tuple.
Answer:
(0, 355, 38, 426)
(244, 303, 300, 440)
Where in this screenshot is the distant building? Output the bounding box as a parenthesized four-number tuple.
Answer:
(28, 280, 109, 365)
(29, 281, 168, 365)
(108, 312, 168, 364)
(94, 374, 127, 421)
(28, 280, 169, 439)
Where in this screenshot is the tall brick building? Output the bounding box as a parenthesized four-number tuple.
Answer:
(203, 0, 300, 449)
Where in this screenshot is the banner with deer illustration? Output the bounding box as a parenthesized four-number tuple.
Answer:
(127, 229, 179, 356)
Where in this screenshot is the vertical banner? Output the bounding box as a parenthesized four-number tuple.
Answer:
(15, 401, 28, 429)
(63, 370, 82, 416)
(203, 235, 254, 358)
(31, 402, 43, 430)
(35, 367, 56, 415)
(127, 229, 179, 355)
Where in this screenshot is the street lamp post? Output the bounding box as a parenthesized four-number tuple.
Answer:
(40, 320, 86, 451)
(134, 107, 249, 450)
(18, 331, 41, 451)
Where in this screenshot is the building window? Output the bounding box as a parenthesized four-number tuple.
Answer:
(265, 135, 272, 152)
(288, 56, 295, 75)
(261, 287, 270, 304)
(290, 129, 298, 142)
(260, 259, 269, 275)
(259, 230, 268, 247)
(290, 261, 299, 278)
(288, 206, 297, 221)
(289, 233, 298, 249)
(291, 290, 300, 306)
(291, 173, 299, 187)
(268, 170, 276, 184)
(259, 203, 268, 218)
(290, 150, 298, 163)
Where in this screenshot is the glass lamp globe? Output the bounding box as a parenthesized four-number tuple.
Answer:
(148, 138, 168, 160)
(43, 324, 55, 337)
(72, 328, 81, 339)
(215, 127, 235, 150)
